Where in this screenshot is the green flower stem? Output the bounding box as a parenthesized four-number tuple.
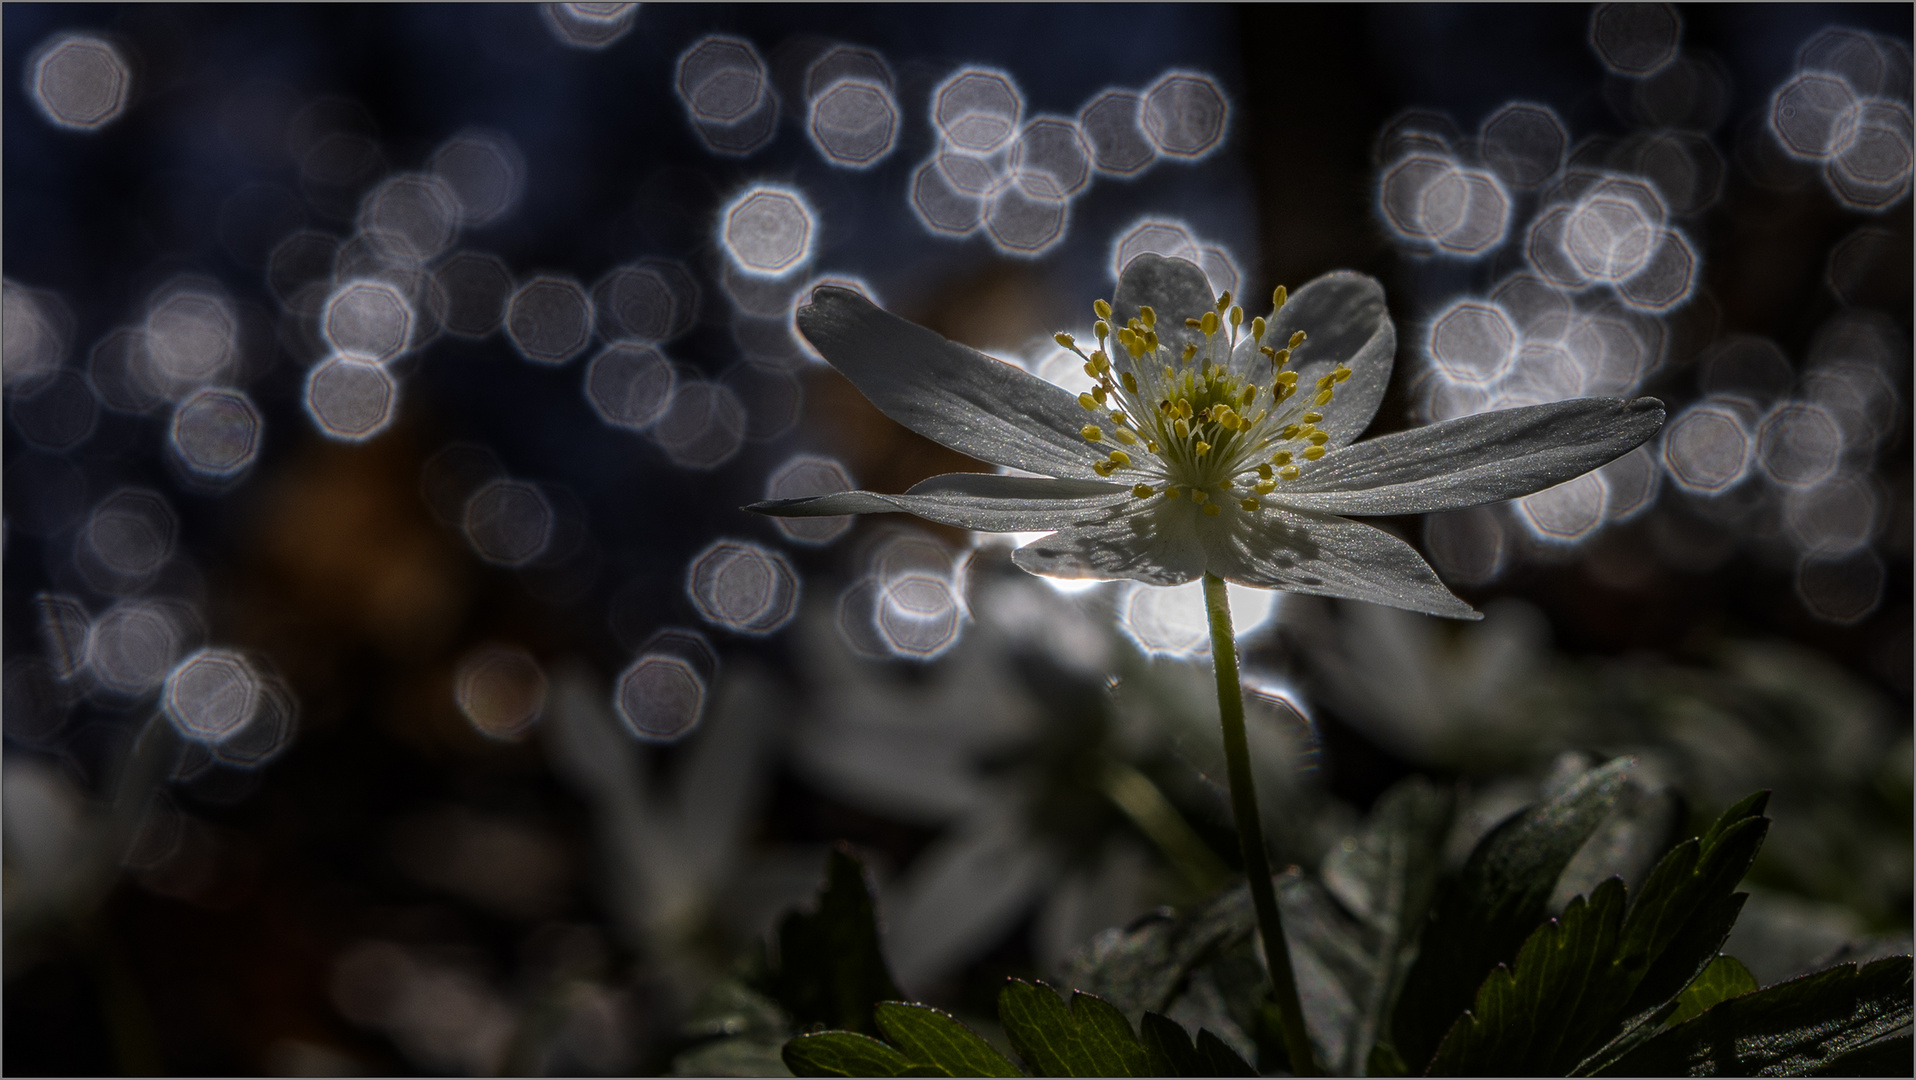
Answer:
(1202, 572, 1318, 1077)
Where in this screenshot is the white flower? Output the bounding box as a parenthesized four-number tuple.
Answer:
(752, 255, 1664, 618)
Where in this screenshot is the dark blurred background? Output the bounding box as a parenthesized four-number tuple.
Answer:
(4, 4, 1909, 1075)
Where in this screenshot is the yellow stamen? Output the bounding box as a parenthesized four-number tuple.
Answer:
(1163, 486, 1181, 500)
(1272, 285, 1287, 310)
(1289, 330, 1306, 349)
(1256, 463, 1273, 479)
(1185, 317, 1203, 330)
(1313, 389, 1334, 406)
(1081, 425, 1103, 442)
(1308, 430, 1329, 446)
(1255, 480, 1276, 494)
(1303, 446, 1325, 461)
(1120, 371, 1138, 393)
(1174, 418, 1190, 439)
(1139, 305, 1156, 328)
(1271, 451, 1292, 466)
(1240, 497, 1259, 511)
(1113, 428, 1137, 445)
(1190, 490, 1208, 504)
(1230, 305, 1244, 329)
(1195, 440, 1212, 456)
(1302, 411, 1323, 423)
(1093, 461, 1115, 476)
(1333, 366, 1352, 383)
(1251, 315, 1266, 341)
(1078, 393, 1097, 410)
(1279, 464, 1300, 480)
(1054, 332, 1075, 349)
(1094, 299, 1112, 320)
(1095, 319, 1110, 340)
(1107, 450, 1131, 468)
(1133, 484, 1154, 498)
(1200, 311, 1219, 336)
(1203, 504, 1221, 516)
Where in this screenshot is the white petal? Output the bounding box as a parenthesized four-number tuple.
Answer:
(1010, 500, 1207, 585)
(748, 472, 1131, 531)
(797, 288, 1103, 478)
(1275, 397, 1665, 516)
(1111, 253, 1217, 386)
(1238, 271, 1395, 448)
(1207, 507, 1480, 619)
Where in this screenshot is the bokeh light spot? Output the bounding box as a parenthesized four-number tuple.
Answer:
(429, 129, 526, 227)
(1428, 300, 1518, 385)
(454, 645, 547, 741)
(1784, 473, 1880, 556)
(28, 33, 131, 131)
(506, 276, 593, 364)
(1517, 472, 1609, 542)
(305, 356, 398, 441)
(676, 35, 777, 156)
(1795, 551, 1884, 624)
(7, 369, 98, 452)
(984, 184, 1068, 257)
(1141, 71, 1228, 159)
(933, 67, 1023, 153)
(464, 479, 553, 567)
(164, 648, 262, 743)
(584, 343, 674, 431)
(1079, 89, 1156, 176)
(358, 173, 460, 264)
(874, 573, 966, 660)
(808, 78, 898, 168)
(909, 156, 985, 236)
(323, 279, 413, 362)
(1117, 579, 1277, 658)
(1479, 102, 1566, 189)
(80, 488, 177, 589)
(170, 388, 262, 479)
(434, 252, 513, 339)
(1825, 98, 1913, 210)
(686, 539, 798, 636)
(1758, 402, 1843, 488)
(1009, 117, 1092, 199)
(90, 600, 189, 696)
(145, 286, 238, 393)
(541, 2, 639, 50)
(1589, 2, 1681, 76)
(1770, 72, 1860, 160)
(614, 629, 715, 743)
(648, 378, 746, 469)
(721, 186, 816, 277)
(1663, 401, 1752, 492)
(593, 259, 699, 343)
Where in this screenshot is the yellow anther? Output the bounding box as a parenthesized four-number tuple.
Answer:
(1081, 425, 1103, 442)
(1230, 305, 1244, 328)
(1273, 348, 1292, 368)
(1313, 389, 1334, 407)
(1272, 285, 1288, 310)
(1317, 374, 1337, 390)
(1217, 290, 1232, 311)
(1251, 315, 1266, 341)
(1212, 405, 1235, 426)
(1255, 479, 1276, 495)
(1250, 409, 1267, 425)
(1139, 305, 1156, 327)
(1145, 440, 1160, 452)
(1185, 317, 1203, 330)
(1161, 365, 1175, 379)
(1308, 430, 1329, 445)
(1133, 484, 1154, 499)
(1110, 411, 1125, 423)
(1094, 320, 1109, 340)
(1190, 490, 1208, 504)
(1272, 451, 1292, 466)
(1055, 332, 1076, 349)
(1077, 393, 1097, 410)
(1093, 461, 1115, 477)
(1120, 371, 1138, 393)
(1282, 424, 1302, 439)
(1083, 362, 1099, 379)
(1195, 441, 1212, 456)
(1203, 503, 1222, 516)
(1239, 386, 1257, 406)
(1333, 366, 1352, 383)
(1144, 331, 1159, 352)
(1108, 450, 1132, 469)
(1289, 330, 1306, 349)
(1276, 371, 1298, 387)
(1174, 418, 1190, 439)
(1089, 386, 1105, 404)
(1302, 411, 1323, 423)
(1278, 464, 1300, 480)
(1240, 497, 1260, 512)
(1163, 486, 1181, 500)
(1200, 311, 1220, 336)
(1256, 463, 1273, 479)
(1113, 427, 1138, 445)
(1094, 299, 1113, 320)
(1177, 399, 1194, 419)
(1094, 352, 1112, 373)
(1303, 446, 1325, 461)
(1260, 345, 1277, 360)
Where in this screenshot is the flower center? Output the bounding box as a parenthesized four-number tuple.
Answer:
(1053, 286, 1351, 516)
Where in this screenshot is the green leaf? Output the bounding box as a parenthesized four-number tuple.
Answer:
(1597, 956, 1914, 1076)
(783, 1031, 917, 1078)
(1392, 757, 1638, 1072)
(1195, 1028, 1259, 1077)
(873, 1002, 1023, 1077)
(1667, 955, 1758, 1027)
(1139, 1012, 1205, 1076)
(1424, 792, 1777, 1076)
(998, 980, 1152, 1077)
(1061, 887, 1256, 1018)
(1427, 877, 1631, 1075)
(761, 844, 902, 1036)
